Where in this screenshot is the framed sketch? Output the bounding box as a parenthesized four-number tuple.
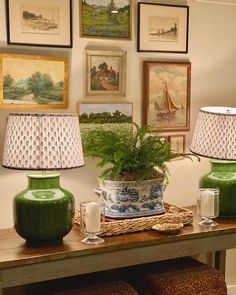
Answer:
(76, 101, 133, 142)
(169, 135, 185, 153)
(0, 53, 68, 109)
(6, 0, 72, 47)
(142, 61, 191, 132)
(80, 0, 132, 39)
(138, 2, 189, 53)
(84, 50, 126, 98)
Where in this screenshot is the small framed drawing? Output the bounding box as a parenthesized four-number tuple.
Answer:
(169, 135, 185, 153)
(0, 53, 68, 109)
(142, 61, 191, 132)
(6, 0, 72, 47)
(84, 50, 126, 98)
(80, 0, 132, 39)
(76, 101, 133, 142)
(138, 2, 189, 53)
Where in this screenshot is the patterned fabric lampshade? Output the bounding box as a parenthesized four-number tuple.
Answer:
(190, 106, 236, 160)
(2, 113, 84, 170)
(2, 113, 84, 244)
(190, 106, 236, 218)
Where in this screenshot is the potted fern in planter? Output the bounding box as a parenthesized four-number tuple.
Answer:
(83, 123, 193, 218)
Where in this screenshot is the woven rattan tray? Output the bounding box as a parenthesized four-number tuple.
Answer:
(74, 202, 193, 236)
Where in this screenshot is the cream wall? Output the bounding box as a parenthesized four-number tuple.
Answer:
(0, 0, 236, 291)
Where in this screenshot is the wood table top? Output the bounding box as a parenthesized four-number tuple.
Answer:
(1, 206, 236, 269)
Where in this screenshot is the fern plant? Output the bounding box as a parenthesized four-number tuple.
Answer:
(83, 123, 194, 182)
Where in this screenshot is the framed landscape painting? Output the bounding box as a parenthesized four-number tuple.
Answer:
(0, 53, 68, 109)
(84, 50, 126, 97)
(169, 135, 185, 153)
(138, 2, 189, 53)
(76, 101, 133, 142)
(142, 61, 191, 132)
(6, 0, 72, 47)
(80, 0, 132, 39)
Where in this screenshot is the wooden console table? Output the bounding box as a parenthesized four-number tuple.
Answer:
(1, 207, 236, 294)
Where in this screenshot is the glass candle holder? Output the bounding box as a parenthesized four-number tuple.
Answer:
(80, 201, 105, 244)
(197, 188, 219, 227)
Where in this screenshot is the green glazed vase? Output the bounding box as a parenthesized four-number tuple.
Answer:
(14, 173, 75, 244)
(200, 160, 236, 218)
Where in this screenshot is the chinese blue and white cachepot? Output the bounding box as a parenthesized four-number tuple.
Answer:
(94, 178, 165, 219)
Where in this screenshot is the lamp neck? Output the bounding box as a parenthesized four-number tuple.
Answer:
(27, 173, 61, 190)
(210, 160, 236, 172)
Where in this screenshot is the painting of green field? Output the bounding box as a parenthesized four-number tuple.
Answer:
(78, 102, 133, 142)
(81, 0, 131, 39)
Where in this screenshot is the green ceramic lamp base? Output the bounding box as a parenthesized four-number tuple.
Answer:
(14, 173, 75, 244)
(200, 160, 236, 218)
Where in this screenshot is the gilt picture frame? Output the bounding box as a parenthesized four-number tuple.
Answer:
(84, 50, 126, 98)
(138, 2, 189, 53)
(6, 0, 72, 47)
(142, 61, 191, 132)
(0, 53, 68, 109)
(80, 0, 132, 40)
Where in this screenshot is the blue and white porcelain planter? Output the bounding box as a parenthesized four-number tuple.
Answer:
(95, 178, 166, 219)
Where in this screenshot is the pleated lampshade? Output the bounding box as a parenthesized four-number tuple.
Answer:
(190, 106, 236, 160)
(2, 113, 84, 170)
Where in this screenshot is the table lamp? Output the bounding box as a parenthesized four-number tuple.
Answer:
(2, 113, 84, 244)
(190, 106, 236, 217)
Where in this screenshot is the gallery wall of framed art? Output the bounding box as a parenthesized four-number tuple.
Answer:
(0, 0, 191, 145)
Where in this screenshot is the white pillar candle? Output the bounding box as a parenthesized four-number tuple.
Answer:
(85, 202, 101, 233)
(200, 189, 215, 217)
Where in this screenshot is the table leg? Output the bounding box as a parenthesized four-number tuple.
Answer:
(0, 270, 2, 295)
(215, 250, 226, 277)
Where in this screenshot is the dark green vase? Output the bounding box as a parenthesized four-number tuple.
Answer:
(14, 173, 75, 244)
(200, 160, 236, 217)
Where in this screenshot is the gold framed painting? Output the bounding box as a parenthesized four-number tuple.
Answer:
(6, 0, 72, 48)
(84, 50, 126, 98)
(0, 53, 68, 109)
(142, 61, 191, 132)
(80, 0, 132, 40)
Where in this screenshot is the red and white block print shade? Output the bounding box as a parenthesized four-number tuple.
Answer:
(190, 107, 236, 160)
(2, 113, 84, 170)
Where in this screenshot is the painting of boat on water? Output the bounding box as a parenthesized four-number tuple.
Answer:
(80, 0, 131, 39)
(85, 50, 126, 97)
(138, 3, 189, 53)
(142, 61, 191, 132)
(0, 53, 68, 109)
(149, 17, 178, 42)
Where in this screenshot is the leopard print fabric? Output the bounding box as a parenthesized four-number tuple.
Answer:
(123, 257, 227, 295)
(52, 280, 138, 295)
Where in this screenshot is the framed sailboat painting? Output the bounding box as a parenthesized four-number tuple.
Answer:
(142, 61, 191, 132)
